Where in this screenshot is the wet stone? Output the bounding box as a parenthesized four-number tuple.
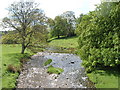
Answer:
(71, 61, 74, 64)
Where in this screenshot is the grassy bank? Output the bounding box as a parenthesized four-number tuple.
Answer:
(48, 36, 79, 53)
(2, 44, 32, 88)
(87, 68, 120, 88)
(49, 36, 78, 49)
(49, 36, 120, 88)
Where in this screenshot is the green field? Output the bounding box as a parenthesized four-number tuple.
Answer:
(2, 44, 31, 88)
(49, 36, 78, 49)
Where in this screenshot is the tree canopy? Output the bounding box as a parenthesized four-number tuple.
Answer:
(49, 16, 68, 38)
(2, 1, 47, 54)
(48, 11, 76, 38)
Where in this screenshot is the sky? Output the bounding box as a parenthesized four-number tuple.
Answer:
(0, 0, 101, 31)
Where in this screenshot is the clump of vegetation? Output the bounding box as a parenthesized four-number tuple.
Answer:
(20, 58, 29, 64)
(7, 64, 21, 73)
(43, 59, 64, 74)
(43, 59, 52, 66)
(76, 2, 120, 72)
(7, 64, 17, 73)
(47, 65, 64, 74)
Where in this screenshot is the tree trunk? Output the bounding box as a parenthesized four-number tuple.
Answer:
(21, 44, 26, 54)
(58, 35, 60, 39)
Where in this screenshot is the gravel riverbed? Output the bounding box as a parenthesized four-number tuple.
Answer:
(17, 52, 95, 88)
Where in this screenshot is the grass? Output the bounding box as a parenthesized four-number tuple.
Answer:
(47, 65, 64, 74)
(48, 36, 79, 53)
(2, 44, 32, 88)
(49, 36, 78, 49)
(43, 59, 52, 66)
(87, 67, 120, 88)
(0, 42, 2, 89)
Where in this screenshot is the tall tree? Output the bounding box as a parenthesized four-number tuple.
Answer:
(2, 1, 47, 54)
(61, 11, 76, 37)
(50, 16, 68, 38)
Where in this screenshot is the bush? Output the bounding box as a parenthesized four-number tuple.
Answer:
(76, 2, 120, 72)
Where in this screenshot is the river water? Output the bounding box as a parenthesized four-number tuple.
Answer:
(17, 47, 95, 88)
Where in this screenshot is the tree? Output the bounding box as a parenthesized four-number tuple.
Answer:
(75, 14, 84, 29)
(61, 11, 76, 37)
(2, 31, 19, 44)
(2, 1, 47, 54)
(77, 2, 120, 72)
(50, 16, 68, 38)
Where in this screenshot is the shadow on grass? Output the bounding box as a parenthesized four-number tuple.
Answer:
(5, 53, 31, 59)
(95, 65, 120, 78)
(48, 36, 77, 42)
(3, 53, 32, 68)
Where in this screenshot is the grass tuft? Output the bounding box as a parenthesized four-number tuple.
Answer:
(47, 65, 64, 74)
(20, 58, 29, 64)
(7, 64, 21, 73)
(7, 64, 17, 73)
(43, 59, 52, 66)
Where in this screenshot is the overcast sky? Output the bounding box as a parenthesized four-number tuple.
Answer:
(0, 0, 101, 31)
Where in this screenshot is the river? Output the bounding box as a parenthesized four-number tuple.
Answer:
(17, 47, 95, 88)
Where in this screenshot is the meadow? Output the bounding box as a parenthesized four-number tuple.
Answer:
(2, 44, 31, 88)
(49, 36, 79, 49)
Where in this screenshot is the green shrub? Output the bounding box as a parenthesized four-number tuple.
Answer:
(76, 2, 120, 72)
(43, 59, 52, 66)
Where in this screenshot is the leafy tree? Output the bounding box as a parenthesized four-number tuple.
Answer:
(2, 33, 19, 44)
(50, 16, 68, 38)
(2, 1, 47, 54)
(76, 14, 84, 25)
(61, 11, 76, 37)
(75, 14, 84, 35)
(77, 2, 120, 72)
